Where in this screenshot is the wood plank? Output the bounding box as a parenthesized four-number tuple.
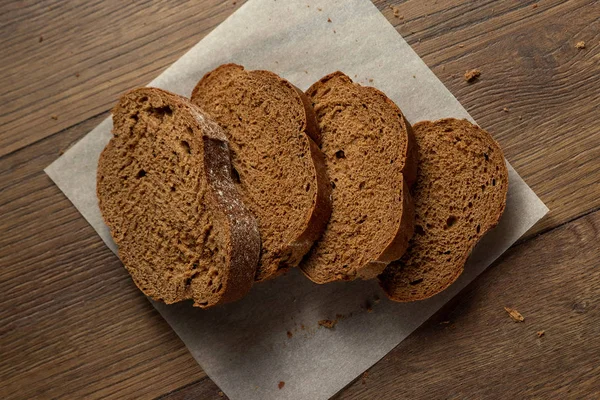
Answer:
(158, 208, 600, 400)
(2, 0, 599, 237)
(1, 1, 599, 399)
(383, 0, 600, 235)
(0, 0, 245, 157)
(0, 117, 205, 400)
(156, 377, 224, 400)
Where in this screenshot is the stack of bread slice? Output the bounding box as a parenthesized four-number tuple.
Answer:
(97, 64, 508, 308)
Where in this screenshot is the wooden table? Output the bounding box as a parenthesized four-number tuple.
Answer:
(1, 0, 598, 398)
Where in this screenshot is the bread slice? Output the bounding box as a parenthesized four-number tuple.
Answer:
(379, 118, 508, 301)
(97, 87, 260, 308)
(300, 72, 417, 284)
(191, 64, 331, 282)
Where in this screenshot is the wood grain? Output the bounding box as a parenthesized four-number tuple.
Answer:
(0, 0, 246, 157)
(156, 377, 224, 400)
(0, 117, 205, 399)
(382, 0, 600, 236)
(1, 0, 599, 399)
(335, 209, 600, 399)
(159, 209, 600, 400)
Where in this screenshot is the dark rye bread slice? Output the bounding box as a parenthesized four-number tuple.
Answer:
(191, 64, 331, 282)
(300, 71, 417, 284)
(380, 118, 508, 301)
(97, 87, 260, 308)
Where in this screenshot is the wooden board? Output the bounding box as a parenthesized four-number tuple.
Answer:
(1, 0, 599, 399)
(0, 0, 245, 157)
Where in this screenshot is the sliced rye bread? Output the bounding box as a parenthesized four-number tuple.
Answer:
(379, 118, 508, 301)
(300, 71, 417, 284)
(191, 64, 331, 282)
(97, 87, 260, 308)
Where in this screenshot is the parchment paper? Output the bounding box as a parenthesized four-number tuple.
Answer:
(44, 0, 549, 399)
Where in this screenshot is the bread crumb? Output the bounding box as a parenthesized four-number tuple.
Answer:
(361, 371, 369, 385)
(575, 41, 585, 49)
(373, 295, 380, 303)
(51, 115, 58, 120)
(218, 391, 224, 397)
(368, 78, 374, 83)
(333, 30, 336, 34)
(519, 115, 523, 120)
(232, 0, 237, 5)
(464, 69, 481, 82)
(459, 44, 464, 48)
(317, 7, 322, 11)
(286, 330, 293, 338)
(365, 301, 373, 312)
(327, 18, 332, 23)
(335, 313, 344, 320)
(537, 330, 545, 338)
(75, 72, 80, 78)
(440, 320, 451, 325)
(503, 107, 509, 112)
(300, 324, 305, 330)
(278, 381, 285, 389)
(532, 3, 538, 8)
(39, 35, 43, 43)
(389, 5, 402, 19)
(504, 307, 525, 322)
(318, 319, 337, 329)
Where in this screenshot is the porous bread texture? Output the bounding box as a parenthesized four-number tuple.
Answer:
(191, 64, 331, 282)
(380, 118, 508, 301)
(301, 71, 417, 284)
(97, 87, 260, 308)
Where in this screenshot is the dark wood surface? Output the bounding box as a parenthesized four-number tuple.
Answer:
(1, 0, 598, 399)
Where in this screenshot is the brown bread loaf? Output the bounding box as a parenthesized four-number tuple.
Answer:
(301, 71, 417, 284)
(97, 87, 260, 308)
(380, 118, 508, 301)
(191, 64, 331, 282)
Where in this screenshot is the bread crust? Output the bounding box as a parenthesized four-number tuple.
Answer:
(202, 135, 261, 304)
(275, 102, 332, 277)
